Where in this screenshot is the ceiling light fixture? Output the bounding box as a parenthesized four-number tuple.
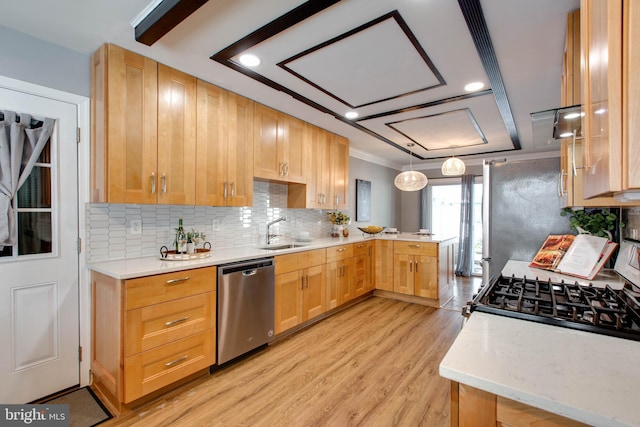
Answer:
(441, 147, 466, 176)
(464, 81, 485, 92)
(238, 53, 260, 67)
(345, 111, 359, 119)
(394, 143, 428, 191)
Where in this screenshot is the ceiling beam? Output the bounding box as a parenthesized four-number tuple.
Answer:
(135, 0, 209, 46)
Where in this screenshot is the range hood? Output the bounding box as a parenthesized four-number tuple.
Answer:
(530, 104, 582, 147)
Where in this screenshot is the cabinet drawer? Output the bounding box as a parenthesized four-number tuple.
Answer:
(125, 266, 216, 310)
(125, 292, 216, 356)
(326, 244, 353, 262)
(352, 241, 371, 257)
(123, 329, 215, 403)
(394, 241, 437, 256)
(275, 249, 326, 274)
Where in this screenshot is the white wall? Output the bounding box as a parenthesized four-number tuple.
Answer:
(0, 25, 90, 97)
(347, 157, 401, 229)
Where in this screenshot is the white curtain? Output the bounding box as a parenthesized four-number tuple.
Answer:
(0, 111, 55, 249)
(455, 174, 474, 276)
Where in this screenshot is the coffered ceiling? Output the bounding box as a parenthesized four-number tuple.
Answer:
(0, 0, 580, 170)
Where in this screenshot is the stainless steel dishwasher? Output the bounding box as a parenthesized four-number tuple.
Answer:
(217, 258, 275, 365)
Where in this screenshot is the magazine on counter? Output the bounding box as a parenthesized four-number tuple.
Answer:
(529, 234, 618, 280)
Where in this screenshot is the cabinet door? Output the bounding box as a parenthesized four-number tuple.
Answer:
(100, 44, 158, 204)
(325, 261, 340, 310)
(375, 240, 394, 291)
(581, 0, 623, 198)
(275, 271, 303, 334)
(196, 80, 227, 206)
(339, 258, 355, 304)
(332, 135, 349, 210)
(353, 254, 367, 297)
(253, 104, 283, 180)
(227, 93, 254, 206)
(393, 254, 414, 295)
(306, 126, 334, 208)
(282, 115, 306, 183)
(624, 0, 640, 189)
(303, 265, 326, 321)
(157, 64, 196, 205)
(414, 255, 438, 299)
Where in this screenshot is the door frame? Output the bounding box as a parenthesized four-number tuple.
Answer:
(0, 75, 92, 388)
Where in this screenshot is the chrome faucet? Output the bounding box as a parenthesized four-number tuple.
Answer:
(266, 216, 287, 245)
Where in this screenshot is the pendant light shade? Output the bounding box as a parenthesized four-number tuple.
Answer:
(395, 143, 428, 191)
(441, 156, 466, 176)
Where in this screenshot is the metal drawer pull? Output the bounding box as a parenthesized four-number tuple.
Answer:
(409, 244, 420, 248)
(166, 277, 190, 285)
(165, 317, 189, 326)
(162, 173, 167, 194)
(164, 355, 188, 367)
(356, 244, 365, 248)
(151, 172, 156, 194)
(337, 248, 346, 252)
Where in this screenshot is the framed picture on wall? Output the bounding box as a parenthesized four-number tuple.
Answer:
(356, 179, 371, 222)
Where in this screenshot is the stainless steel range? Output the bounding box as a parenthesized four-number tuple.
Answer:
(466, 240, 640, 341)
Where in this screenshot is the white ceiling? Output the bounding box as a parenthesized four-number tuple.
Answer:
(0, 0, 580, 171)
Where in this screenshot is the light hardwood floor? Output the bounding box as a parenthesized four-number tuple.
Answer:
(102, 296, 464, 426)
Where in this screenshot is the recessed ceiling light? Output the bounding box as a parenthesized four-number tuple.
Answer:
(238, 54, 260, 67)
(464, 82, 484, 92)
(345, 111, 359, 119)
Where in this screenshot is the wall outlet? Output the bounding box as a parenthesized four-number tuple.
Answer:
(212, 219, 220, 231)
(130, 219, 142, 235)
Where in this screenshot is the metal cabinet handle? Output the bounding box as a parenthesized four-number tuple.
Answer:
(409, 260, 413, 272)
(223, 181, 228, 198)
(164, 355, 188, 367)
(305, 275, 309, 289)
(166, 277, 190, 285)
(151, 172, 156, 194)
(301, 276, 305, 290)
(230, 182, 235, 198)
(356, 244, 365, 248)
(161, 173, 167, 194)
(415, 262, 418, 273)
(285, 162, 289, 176)
(337, 248, 346, 252)
(409, 244, 420, 248)
(165, 316, 189, 326)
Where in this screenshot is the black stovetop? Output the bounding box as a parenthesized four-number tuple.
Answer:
(468, 275, 640, 341)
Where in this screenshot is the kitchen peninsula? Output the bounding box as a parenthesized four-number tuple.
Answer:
(88, 233, 456, 414)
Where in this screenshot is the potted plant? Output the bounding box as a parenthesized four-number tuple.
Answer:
(560, 207, 623, 240)
(328, 211, 350, 237)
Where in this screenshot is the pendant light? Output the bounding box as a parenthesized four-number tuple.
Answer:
(441, 155, 466, 176)
(394, 143, 428, 191)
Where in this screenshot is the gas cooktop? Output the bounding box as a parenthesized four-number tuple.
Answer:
(466, 274, 640, 341)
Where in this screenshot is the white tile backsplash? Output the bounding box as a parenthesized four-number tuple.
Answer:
(85, 181, 337, 262)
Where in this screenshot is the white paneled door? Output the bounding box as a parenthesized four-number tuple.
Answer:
(0, 85, 79, 403)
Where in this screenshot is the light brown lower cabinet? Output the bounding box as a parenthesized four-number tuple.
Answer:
(91, 267, 216, 415)
(274, 249, 327, 334)
(374, 239, 394, 291)
(451, 382, 589, 427)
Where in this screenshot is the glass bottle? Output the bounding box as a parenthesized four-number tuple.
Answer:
(175, 218, 186, 253)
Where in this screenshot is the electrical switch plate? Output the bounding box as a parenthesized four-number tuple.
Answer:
(212, 219, 220, 231)
(130, 219, 142, 235)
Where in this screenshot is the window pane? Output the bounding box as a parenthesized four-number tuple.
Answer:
(0, 246, 12, 257)
(18, 212, 52, 255)
(17, 166, 52, 208)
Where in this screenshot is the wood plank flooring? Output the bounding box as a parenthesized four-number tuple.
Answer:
(102, 297, 463, 426)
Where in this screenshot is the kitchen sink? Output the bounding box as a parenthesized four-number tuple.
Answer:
(257, 243, 307, 251)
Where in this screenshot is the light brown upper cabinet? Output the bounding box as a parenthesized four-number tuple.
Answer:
(196, 80, 254, 206)
(580, 0, 640, 202)
(559, 9, 633, 207)
(333, 135, 349, 210)
(91, 44, 158, 204)
(253, 103, 306, 184)
(91, 44, 196, 204)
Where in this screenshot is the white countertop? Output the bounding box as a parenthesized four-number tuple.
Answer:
(440, 312, 640, 426)
(88, 233, 456, 279)
(501, 260, 627, 290)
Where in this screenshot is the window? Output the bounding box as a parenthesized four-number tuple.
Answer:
(0, 131, 54, 259)
(426, 177, 483, 275)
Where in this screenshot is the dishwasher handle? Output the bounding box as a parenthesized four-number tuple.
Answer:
(242, 269, 257, 277)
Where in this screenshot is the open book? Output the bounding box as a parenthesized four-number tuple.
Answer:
(529, 234, 618, 280)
